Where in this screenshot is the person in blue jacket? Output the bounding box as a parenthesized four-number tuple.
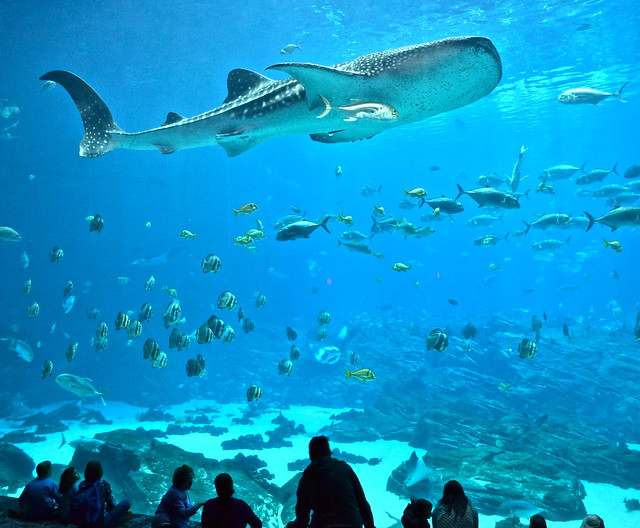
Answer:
(153, 465, 206, 528)
(18, 460, 61, 521)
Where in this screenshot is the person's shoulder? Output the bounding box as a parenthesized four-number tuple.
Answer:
(165, 486, 181, 496)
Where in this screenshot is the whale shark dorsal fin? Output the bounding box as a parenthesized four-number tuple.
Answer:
(163, 112, 185, 126)
(266, 62, 368, 110)
(223, 69, 275, 104)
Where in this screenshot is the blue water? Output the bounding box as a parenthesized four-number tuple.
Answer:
(1, 0, 639, 478)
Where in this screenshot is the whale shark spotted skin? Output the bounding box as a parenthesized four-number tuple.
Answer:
(40, 36, 501, 158)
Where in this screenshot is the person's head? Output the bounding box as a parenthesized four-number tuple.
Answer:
(308, 435, 332, 461)
(84, 460, 104, 482)
(36, 460, 52, 478)
(581, 514, 605, 528)
(172, 465, 195, 491)
(439, 480, 468, 518)
(59, 467, 80, 494)
(402, 496, 432, 528)
(529, 513, 547, 528)
(441, 480, 465, 501)
(214, 473, 234, 499)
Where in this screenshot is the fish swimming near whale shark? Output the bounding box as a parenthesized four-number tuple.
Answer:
(40, 36, 501, 158)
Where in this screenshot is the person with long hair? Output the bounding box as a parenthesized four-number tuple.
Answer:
(201, 473, 262, 528)
(58, 466, 81, 522)
(70, 460, 131, 528)
(431, 480, 478, 528)
(152, 465, 205, 528)
(529, 513, 547, 528)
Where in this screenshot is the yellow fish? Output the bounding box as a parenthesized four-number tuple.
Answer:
(246, 229, 265, 239)
(178, 230, 196, 239)
(346, 368, 376, 382)
(603, 239, 623, 253)
(234, 235, 254, 245)
(233, 203, 259, 215)
(392, 262, 411, 272)
(164, 286, 178, 298)
(404, 188, 428, 198)
(338, 214, 354, 226)
(432, 207, 441, 218)
(373, 205, 385, 217)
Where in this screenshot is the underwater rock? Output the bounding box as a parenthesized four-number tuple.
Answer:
(331, 448, 368, 465)
(191, 413, 212, 425)
(35, 420, 68, 434)
(60, 428, 281, 526)
(137, 407, 176, 422)
(495, 517, 526, 528)
(0, 443, 35, 493)
(287, 458, 309, 471)
(21, 403, 112, 426)
(388, 449, 587, 521)
(165, 424, 227, 436)
(222, 433, 269, 450)
(136, 426, 167, 438)
(0, 430, 47, 444)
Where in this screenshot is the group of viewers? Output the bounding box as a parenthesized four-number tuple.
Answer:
(17, 436, 606, 528)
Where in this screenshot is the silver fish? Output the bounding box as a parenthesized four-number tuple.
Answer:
(55, 373, 106, 405)
(558, 83, 628, 105)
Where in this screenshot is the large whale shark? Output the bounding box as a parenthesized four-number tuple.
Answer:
(40, 36, 501, 158)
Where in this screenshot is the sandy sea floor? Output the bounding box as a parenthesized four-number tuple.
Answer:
(2, 399, 639, 528)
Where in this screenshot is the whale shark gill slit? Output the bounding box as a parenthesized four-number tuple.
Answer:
(40, 36, 501, 158)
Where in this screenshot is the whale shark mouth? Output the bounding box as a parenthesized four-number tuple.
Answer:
(40, 36, 501, 158)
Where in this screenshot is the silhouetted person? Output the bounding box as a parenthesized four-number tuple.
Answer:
(431, 480, 478, 528)
(286, 435, 376, 528)
(58, 466, 81, 522)
(581, 514, 605, 528)
(70, 460, 131, 528)
(401, 497, 432, 528)
(18, 460, 61, 521)
(153, 464, 205, 528)
(201, 473, 262, 528)
(529, 513, 547, 528)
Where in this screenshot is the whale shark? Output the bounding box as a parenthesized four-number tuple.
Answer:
(40, 36, 501, 158)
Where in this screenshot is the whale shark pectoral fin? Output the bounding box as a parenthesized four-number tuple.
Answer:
(153, 143, 178, 154)
(223, 68, 277, 104)
(39, 70, 124, 158)
(266, 63, 368, 110)
(216, 130, 261, 157)
(310, 128, 380, 144)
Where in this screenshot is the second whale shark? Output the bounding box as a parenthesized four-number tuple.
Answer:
(40, 36, 501, 158)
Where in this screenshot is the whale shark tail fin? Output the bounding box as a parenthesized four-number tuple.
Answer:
(39, 70, 124, 158)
